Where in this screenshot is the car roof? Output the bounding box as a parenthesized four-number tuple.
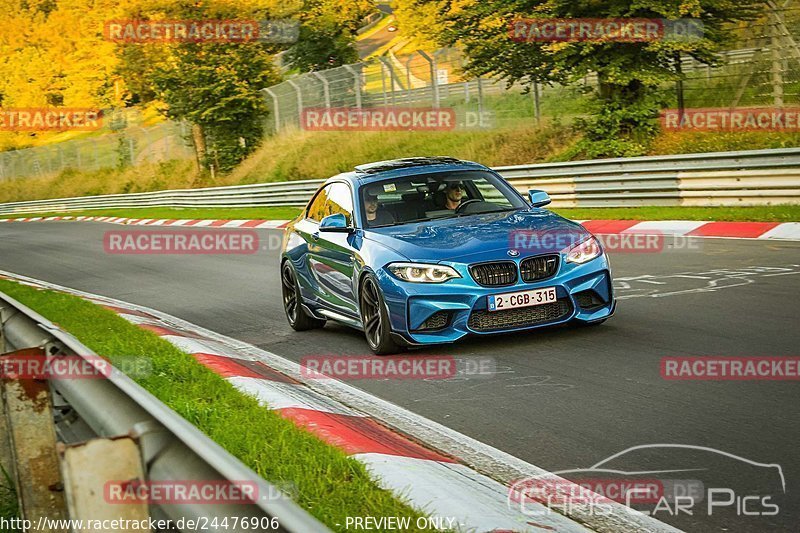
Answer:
(324, 157, 489, 188)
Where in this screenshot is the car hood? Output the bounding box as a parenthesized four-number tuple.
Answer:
(364, 210, 590, 263)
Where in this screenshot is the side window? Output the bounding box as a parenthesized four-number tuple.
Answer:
(305, 183, 354, 224)
(306, 185, 331, 222)
(326, 183, 354, 225)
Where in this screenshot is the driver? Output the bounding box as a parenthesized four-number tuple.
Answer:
(442, 181, 465, 210)
(364, 192, 395, 227)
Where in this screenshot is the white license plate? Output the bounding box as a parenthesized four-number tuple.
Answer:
(487, 287, 557, 312)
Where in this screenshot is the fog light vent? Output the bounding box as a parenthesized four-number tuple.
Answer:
(415, 311, 449, 331)
(575, 290, 606, 311)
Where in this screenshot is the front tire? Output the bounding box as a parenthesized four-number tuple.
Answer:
(282, 261, 325, 331)
(359, 274, 403, 355)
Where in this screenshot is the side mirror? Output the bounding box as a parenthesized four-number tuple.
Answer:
(528, 189, 552, 208)
(319, 213, 352, 232)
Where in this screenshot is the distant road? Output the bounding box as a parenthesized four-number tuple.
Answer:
(356, 4, 395, 59)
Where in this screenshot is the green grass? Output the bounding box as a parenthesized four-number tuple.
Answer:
(0, 467, 20, 532)
(5, 205, 797, 223)
(1, 116, 797, 208)
(553, 205, 800, 222)
(0, 279, 432, 532)
(2, 207, 302, 221)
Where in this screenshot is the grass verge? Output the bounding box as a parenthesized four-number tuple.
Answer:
(553, 205, 800, 223)
(3, 205, 798, 223)
(2, 207, 302, 221)
(0, 279, 431, 532)
(0, 468, 20, 532)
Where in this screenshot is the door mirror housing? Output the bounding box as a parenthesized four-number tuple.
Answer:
(528, 189, 552, 208)
(319, 213, 352, 232)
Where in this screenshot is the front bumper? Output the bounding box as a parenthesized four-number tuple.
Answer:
(376, 254, 615, 346)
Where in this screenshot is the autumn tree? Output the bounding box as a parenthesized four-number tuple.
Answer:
(113, 0, 286, 172)
(285, 0, 375, 70)
(397, 0, 767, 156)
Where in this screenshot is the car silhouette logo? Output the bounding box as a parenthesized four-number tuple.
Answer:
(507, 249, 520, 257)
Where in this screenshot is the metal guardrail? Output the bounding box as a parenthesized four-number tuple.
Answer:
(0, 291, 330, 532)
(0, 148, 798, 215)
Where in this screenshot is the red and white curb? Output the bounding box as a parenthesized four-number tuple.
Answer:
(577, 219, 800, 240)
(1, 215, 800, 240)
(0, 270, 681, 533)
(0, 216, 290, 229)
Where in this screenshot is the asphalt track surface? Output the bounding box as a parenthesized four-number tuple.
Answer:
(2, 221, 799, 532)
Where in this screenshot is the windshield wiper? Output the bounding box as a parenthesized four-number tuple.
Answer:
(371, 216, 435, 228)
(451, 207, 521, 218)
(476, 207, 523, 215)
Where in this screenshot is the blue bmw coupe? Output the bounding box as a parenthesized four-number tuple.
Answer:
(280, 157, 615, 354)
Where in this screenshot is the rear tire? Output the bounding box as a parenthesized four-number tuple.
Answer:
(359, 274, 403, 355)
(282, 261, 325, 331)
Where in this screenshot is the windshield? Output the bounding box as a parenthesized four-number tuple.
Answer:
(360, 170, 526, 228)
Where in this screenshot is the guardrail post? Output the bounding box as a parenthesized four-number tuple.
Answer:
(59, 438, 151, 530)
(1, 348, 69, 531)
(0, 388, 15, 507)
(417, 50, 439, 108)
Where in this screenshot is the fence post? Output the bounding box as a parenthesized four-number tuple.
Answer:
(92, 140, 100, 170)
(477, 76, 484, 126)
(770, 7, 784, 107)
(343, 65, 362, 109)
(263, 88, 281, 133)
(380, 61, 388, 105)
(405, 54, 414, 105)
(533, 82, 541, 126)
(417, 50, 439, 108)
(287, 79, 304, 126)
(379, 57, 400, 106)
(313, 72, 331, 109)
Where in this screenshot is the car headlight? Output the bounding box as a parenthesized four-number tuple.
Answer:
(564, 236, 602, 264)
(387, 262, 461, 283)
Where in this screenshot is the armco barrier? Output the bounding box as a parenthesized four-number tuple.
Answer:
(0, 148, 799, 215)
(0, 291, 330, 532)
